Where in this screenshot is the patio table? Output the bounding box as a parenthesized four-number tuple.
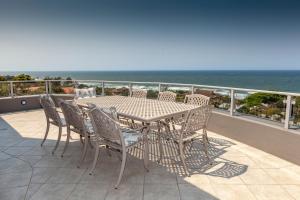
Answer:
(77, 96, 198, 167)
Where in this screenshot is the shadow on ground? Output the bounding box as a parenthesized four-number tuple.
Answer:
(0, 113, 248, 200)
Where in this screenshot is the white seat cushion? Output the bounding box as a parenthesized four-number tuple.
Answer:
(121, 127, 143, 146)
(84, 119, 94, 133)
(75, 88, 96, 99)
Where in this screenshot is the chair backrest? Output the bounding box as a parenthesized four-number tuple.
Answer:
(40, 95, 62, 125)
(87, 103, 118, 121)
(75, 88, 96, 99)
(181, 105, 212, 134)
(60, 100, 86, 132)
(131, 89, 147, 98)
(88, 107, 123, 145)
(184, 94, 210, 107)
(158, 91, 177, 102)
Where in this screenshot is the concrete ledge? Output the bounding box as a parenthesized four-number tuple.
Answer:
(0, 94, 74, 113)
(208, 112, 300, 165)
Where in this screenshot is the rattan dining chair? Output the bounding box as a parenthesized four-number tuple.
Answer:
(184, 94, 211, 145)
(131, 89, 147, 98)
(40, 95, 66, 154)
(59, 100, 94, 166)
(158, 91, 177, 102)
(160, 105, 213, 176)
(88, 107, 148, 189)
(184, 94, 210, 107)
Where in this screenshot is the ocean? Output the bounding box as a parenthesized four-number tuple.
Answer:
(1, 70, 300, 93)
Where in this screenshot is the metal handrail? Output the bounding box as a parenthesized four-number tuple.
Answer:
(0, 79, 299, 129)
(1, 79, 299, 96)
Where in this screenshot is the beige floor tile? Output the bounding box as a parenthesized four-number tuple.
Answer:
(0, 171, 31, 189)
(34, 156, 72, 167)
(79, 163, 118, 184)
(208, 174, 244, 185)
(213, 184, 256, 200)
(282, 185, 300, 200)
(0, 157, 32, 175)
(29, 183, 76, 200)
(46, 168, 86, 184)
(18, 155, 43, 166)
(4, 146, 34, 156)
(177, 173, 211, 185)
(2, 110, 300, 200)
(144, 184, 180, 200)
(240, 168, 276, 184)
(179, 184, 218, 200)
(31, 167, 58, 183)
(248, 185, 294, 200)
(219, 155, 259, 168)
(252, 155, 293, 169)
(0, 186, 27, 200)
(144, 171, 177, 184)
(105, 184, 143, 200)
(0, 151, 11, 161)
(265, 168, 300, 184)
(67, 183, 110, 200)
(25, 184, 43, 200)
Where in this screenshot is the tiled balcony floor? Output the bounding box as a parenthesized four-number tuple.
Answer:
(1, 110, 300, 200)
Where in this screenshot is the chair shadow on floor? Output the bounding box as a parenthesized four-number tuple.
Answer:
(128, 135, 248, 178)
(0, 114, 248, 200)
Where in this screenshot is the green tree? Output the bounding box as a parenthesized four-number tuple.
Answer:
(13, 74, 33, 81)
(243, 93, 284, 107)
(0, 76, 6, 81)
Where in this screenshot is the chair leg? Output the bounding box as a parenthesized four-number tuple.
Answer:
(157, 124, 164, 163)
(41, 120, 50, 146)
(79, 135, 84, 145)
(202, 133, 211, 163)
(61, 126, 71, 157)
(203, 129, 210, 146)
(88, 136, 94, 149)
(52, 125, 62, 155)
(105, 145, 112, 157)
(115, 150, 127, 189)
(89, 144, 100, 175)
(143, 126, 150, 172)
(78, 132, 88, 168)
(179, 142, 190, 176)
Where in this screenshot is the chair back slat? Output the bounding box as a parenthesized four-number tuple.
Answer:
(60, 100, 85, 131)
(40, 95, 62, 125)
(131, 89, 147, 98)
(184, 94, 210, 107)
(182, 105, 212, 134)
(158, 91, 176, 102)
(88, 107, 122, 144)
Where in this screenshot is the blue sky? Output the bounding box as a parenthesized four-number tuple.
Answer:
(0, 0, 300, 71)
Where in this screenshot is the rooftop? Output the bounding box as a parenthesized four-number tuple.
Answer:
(1, 110, 300, 200)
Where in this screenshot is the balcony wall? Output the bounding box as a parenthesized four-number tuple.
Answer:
(208, 112, 300, 166)
(0, 94, 74, 113)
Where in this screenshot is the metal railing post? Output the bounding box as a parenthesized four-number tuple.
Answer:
(45, 81, 48, 94)
(10, 81, 14, 98)
(284, 95, 292, 129)
(101, 81, 105, 96)
(158, 83, 162, 92)
(48, 81, 52, 94)
(129, 83, 133, 97)
(230, 89, 235, 116)
(191, 85, 194, 94)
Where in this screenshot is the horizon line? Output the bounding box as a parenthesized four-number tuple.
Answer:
(1, 69, 300, 72)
